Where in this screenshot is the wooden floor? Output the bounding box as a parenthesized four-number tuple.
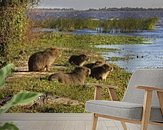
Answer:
(0, 113, 141, 130)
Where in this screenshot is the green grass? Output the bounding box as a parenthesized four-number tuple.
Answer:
(1, 64, 131, 113)
(7, 32, 145, 66)
(1, 32, 145, 112)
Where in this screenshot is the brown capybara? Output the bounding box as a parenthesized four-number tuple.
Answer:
(68, 54, 89, 66)
(28, 48, 60, 71)
(84, 60, 104, 69)
(90, 64, 113, 80)
(48, 67, 90, 85)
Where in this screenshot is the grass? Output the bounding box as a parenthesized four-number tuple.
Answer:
(7, 32, 145, 66)
(1, 64, 131, 113)
(1, 32, 144, 112)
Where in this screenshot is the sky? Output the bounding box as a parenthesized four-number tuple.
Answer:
(37, 0, 163, 10)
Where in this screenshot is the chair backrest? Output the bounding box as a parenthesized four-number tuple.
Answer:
(122, 69, 163, 107)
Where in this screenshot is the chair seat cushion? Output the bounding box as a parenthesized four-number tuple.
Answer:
(85, 100, 163, 122)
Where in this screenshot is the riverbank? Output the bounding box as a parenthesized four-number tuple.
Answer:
(1, 32, 145, 113)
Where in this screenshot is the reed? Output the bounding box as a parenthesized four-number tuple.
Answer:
(34, 17, 158, 32)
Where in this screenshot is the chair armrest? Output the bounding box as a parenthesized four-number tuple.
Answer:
(86, 83, 116, 89)
(137, 86, 163, 92)
(89, 83, 117, 101)
(94, 84, 117, 101)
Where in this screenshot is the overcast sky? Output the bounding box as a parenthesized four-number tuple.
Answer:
(37, 0, 163, 9)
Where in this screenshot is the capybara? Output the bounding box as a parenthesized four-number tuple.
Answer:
(48, 67, 90, 85)
(28, 48, 60, 71)
(68, 54, 89, 66)
(90, 64, 113, 80)
(84, 60, 104, 69)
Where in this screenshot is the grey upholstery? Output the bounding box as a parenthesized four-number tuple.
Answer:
(85, 69, 163, 122)
(86, 100, 163, 122)
(122, 69, 163, 106)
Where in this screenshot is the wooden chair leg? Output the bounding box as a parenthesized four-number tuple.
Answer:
(92, 113, 98, 130)
(121, 121, 127, 130)
(157, 91, 163, 114)
(141, 90, 152, 130)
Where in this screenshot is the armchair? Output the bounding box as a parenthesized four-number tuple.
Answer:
(85, 69, 163, 130)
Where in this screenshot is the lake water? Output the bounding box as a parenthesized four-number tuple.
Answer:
(97, 25, 163, 72)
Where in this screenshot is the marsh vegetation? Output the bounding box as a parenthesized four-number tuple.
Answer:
(34, 17, 158, 32)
